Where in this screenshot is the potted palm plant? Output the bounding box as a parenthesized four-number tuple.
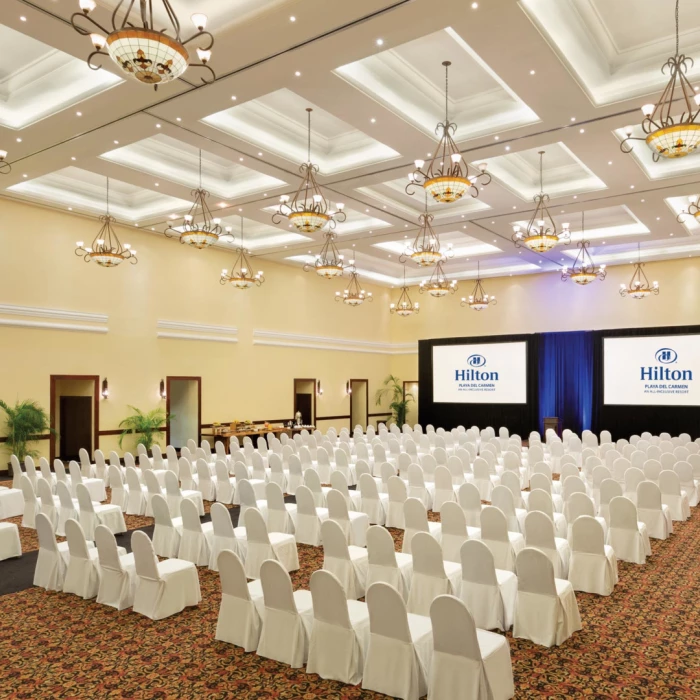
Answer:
(374, 375, 414, 426)
(119, 406, 171, 452)
(0, 399, 54, 475)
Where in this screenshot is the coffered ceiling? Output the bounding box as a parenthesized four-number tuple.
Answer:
(2, 0, 700, 289)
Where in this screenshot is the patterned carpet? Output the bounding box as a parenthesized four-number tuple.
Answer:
(1, 498, 699, 697)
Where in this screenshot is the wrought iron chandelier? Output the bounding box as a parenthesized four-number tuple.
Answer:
(419, 259, 457, 297)
(220, 219, 264, 289)
(401, 192, 453, 266)
(620, 243, 660, 299)
(512, 151, 570, 253)
(335, 264, 373, 306)
(273, 108, 346, 233)
(561, 212, 606, 285)
(303, 231, 346, 278)
(620, 1, 700, 160)
(676, 195, 700, 223)
(390, 265, 420, 316)
(0, 149, 10, 175)
(71, 0, 215, 89)
(165, 150, 225, 249)
(406, 61, 490, 203)
(75, 178, 137, 267)
(461, 261, 496, 310)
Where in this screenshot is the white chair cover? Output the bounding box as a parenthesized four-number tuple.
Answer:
(244, 508, 299, 579)
(131, 530, 201, 620)
(151, 493, 183, 558)
(402, 498, 442, 555)
(63, 518, 101, 599)
(33, 513, 66, 590)
(636, 481, 673, 540)
(568, 516, 618, 596)
(513, 547, 582, 648)
(321, 519, 369, 600)
(208, 502, 247, 570)
(215, 550, 262, 651)
(479, 506, 524, 573)
(178, 498, 213, 566)
(95, 525, 137, 610)
(293, 485, 329, 546)
(429, 594, 515, 700)
(366, 525, 413, 601)
(76, 482, 126, 539)
(607, 497, 651, 564)
(327, 488, 369, 547)
(265, 481, 297, 535)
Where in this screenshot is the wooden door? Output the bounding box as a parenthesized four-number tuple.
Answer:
(59, 396, 92, 461)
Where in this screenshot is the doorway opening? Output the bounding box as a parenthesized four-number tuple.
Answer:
(166, 376, 201, 449)
(294, 378, 316, 426)
(404, 380, 419, 428)
(50, 375, 100, 462)
(350, 379, 368, 430)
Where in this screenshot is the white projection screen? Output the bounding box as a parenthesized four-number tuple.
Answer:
(604, 335, 700, 406)
(432, 342, 527, 404)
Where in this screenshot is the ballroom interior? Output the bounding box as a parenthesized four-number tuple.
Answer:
(1, 0, 699, 698)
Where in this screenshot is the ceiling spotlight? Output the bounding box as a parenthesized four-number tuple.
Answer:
(376, 38, 384, 46)
(71, 157, 76, 161)
(471, 1, 478, 7)
(570, 117, 576, 122)
(505, 146, 510, 151)
(76, 111, 82, 116)
(176, 117, 181, 121)
(529, 69, 536, 75)
(231, 95, 237, 100)
(370, 118, 376, 123)
(113, 140, 119, 144)
(257, 152, 263, 156)
(155, 123, 161, 128)
(20, 16, 27, 21)
(579, 128, 585, 133)
(16, 138, 22, 143)
(294, 71, 301, 77)
(290, 15, 296, 22)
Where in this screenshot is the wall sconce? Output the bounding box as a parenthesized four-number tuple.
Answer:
(316, 379, 323, 396)
(101, 378, 109, 399)
(346, 381, 352, 395)
(159, 379, 166, 399)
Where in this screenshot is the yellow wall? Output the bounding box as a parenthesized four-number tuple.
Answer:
(0, 198, 395, 459)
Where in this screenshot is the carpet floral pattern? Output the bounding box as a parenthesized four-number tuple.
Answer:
(1, 504, 699, 697)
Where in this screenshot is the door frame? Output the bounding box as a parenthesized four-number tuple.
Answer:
(293, 378, 316, 426)
(349, 378, 369, 430)
(166, 376, 202, 446)
(50, 374, 100, 462)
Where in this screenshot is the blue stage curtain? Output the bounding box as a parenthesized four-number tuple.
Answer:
(538, 331, 593, 435)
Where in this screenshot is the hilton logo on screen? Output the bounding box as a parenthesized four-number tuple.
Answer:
(455, 354, 499, 381)
(640, 347, 692, 382)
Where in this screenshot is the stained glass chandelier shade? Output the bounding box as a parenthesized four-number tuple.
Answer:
(304, 231, 345, 278)
(336, 265, 372, 306)
(220, 220, 264, 289)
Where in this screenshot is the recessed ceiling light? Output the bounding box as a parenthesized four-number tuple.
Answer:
(176, 117, 181, 121)
(370, 118, 376, 123)
(20, 16, 27, 21)
(22, 174, 27, 178)
(238, 208, 242, 212)
(113, 140, 119, 144)
(154, 182, 159, 186)
(366, 209, 370, 213)
(573, 195, 578, 199)
(16, 138, 21, 143)
(670, 233, 674, 236)
(463, 225, 467, 229)
(471, 1, 478, 7)
(290, 15, 296, 22)
(151, 227, 155, 231)
(529, 70, 536, 75)
(264, 193, 268, 197)
(656, 217, 661, 220)
(231, 95, 237, 101)
(383, 205, 387, 209)
(494, 136, 499, 140)
(630, 185, 635, 189)
(608, 161, 612, 165)
(71, 157, 76, 161)
(76, 111, 82, 116)
(427, 152, 432, 157)
(641, 199, 645, 203)
(512, 205, 516, 209)
(258, 152, 263, 156)
(169, 214, 177, 219)
(68, 207, 72, 211)
(602, 241, 606, 245)
(155, 123, 161, 128)
(294, 71, 301, 77)
(239, 157, 244, 161)
(376, 38, 384, 46)
(505, 146, 510, 151)
(579, 128, 585, 133)
(491, 221, 495, 224)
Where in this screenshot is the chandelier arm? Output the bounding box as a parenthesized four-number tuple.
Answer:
(160, 0, 181, 40)
(115, 0, 135, 31)
(181, 30, 215, 50)
(70, 11, 111, 36)
(86, 49, 109, 71)
(0, 161, 11, 175)
(619, 134, 646, 154)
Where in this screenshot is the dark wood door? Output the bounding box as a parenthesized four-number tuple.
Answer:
(295, 393, 312, 425)
(59, 396, 92, 461)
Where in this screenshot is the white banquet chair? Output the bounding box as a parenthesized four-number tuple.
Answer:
(386, 475, 408, 529)
(513, 547, 581, 648)
(321, 519, 369, 600)
(208, 502, 247, 571)
(68, 460, 106, 502)
(407, 532, 461, 617)
(527, 488, 568, 539)
(366, 525, 413, 601)
(607, 497, 651, 564)
(178, 498, 213, 566)
(37, 477, 59, 531)
(429, 594, 515, 700)
(636, 481, 673, 540)
(330, 470, 362, 511)
(362, 582, 433, 700)
(124, 466, 148, 516)
(440, 501, 477, 563)
(95, 525, 137, 610)
(306, 569, 371, 685)
(459, 539, 516, 632)
(55, 480, 79, 536)
(76, 482, 126, 538)
(599, 478, 623, 525)
(215, 550, 262, 651)
(131, 530, 201, 620)
(33, 513, 67, 591)
(293, 484, 328, 546)
(479, 506, 524, 573)
(402, 497, 442, 555)
(458, 482, 484, 528)
(20, 474, 39, 529)
(63, 518, 102, 599)
(244, 508, 298, 579)
(359, 472, 389, 525)
(107, 464, 128, 512)
(659, 469, 690, 521)
(151, 493, 183, 558)
(523, 510, 571, 579)
(265, 481, 297, 534)
(256, 559, 314, 668)
(568, 516, 618, 596)
(214, 459, 237, 505)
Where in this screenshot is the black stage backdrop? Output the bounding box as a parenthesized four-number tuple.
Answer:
(418, 334, 539, 437)
(419, 326, 700, 440)
(591, 324, 700, 441)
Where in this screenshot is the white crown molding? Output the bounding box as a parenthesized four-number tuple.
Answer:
(156, 320, 239, 343)
(0, 304, 108, 324)
(253, 329, 416, 355)
(0, 319, 107, 333)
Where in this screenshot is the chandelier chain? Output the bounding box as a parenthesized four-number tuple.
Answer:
(676, 0, 680, 58)
(307, 108, 312, 163)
